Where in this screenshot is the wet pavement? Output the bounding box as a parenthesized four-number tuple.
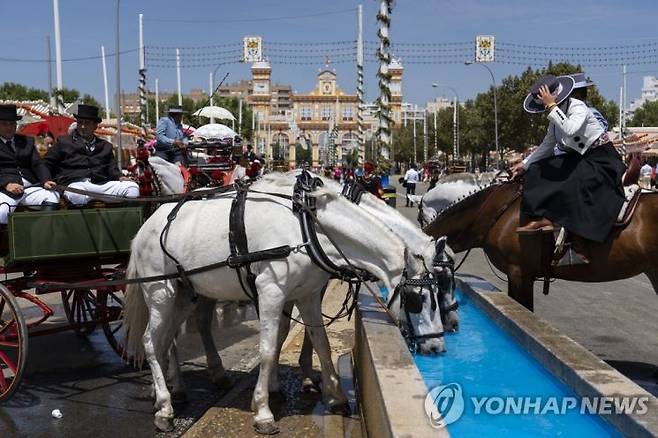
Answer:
(184, 281, 361, 438)
(1, 299, 262, 438)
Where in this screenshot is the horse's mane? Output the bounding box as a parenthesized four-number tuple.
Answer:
(436, 180, 510, 218)
(439, 173, 477, 184)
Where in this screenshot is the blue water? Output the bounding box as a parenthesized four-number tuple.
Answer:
(383, 287, 620, 437)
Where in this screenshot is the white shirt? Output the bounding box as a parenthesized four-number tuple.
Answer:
(404, 168, 419, 184)
(523, 98, 605, 170)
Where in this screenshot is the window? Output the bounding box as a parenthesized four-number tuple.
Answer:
(322, 106, 333, 121)
(300, 107, 312, 121)
(342, 106, 353, 121)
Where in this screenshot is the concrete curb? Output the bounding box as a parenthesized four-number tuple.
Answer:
(458, 276, 658, 437)
(353, 291, 449, 438)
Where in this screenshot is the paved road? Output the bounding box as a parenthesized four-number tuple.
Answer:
(0, 299, 261, 438)
(393, 177, 658, 396)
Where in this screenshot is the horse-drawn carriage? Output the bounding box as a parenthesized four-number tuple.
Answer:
(0, 135, 253, 402)
(0, 204, 143, 401)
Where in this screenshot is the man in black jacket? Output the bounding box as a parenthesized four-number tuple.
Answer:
(45, 104, 139, 205)
(0, 104, 59, 224)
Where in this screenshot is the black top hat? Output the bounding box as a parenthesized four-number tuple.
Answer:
(167, 105, 186, 114)
(523, 75, 575, 114)
(75, 104, 102, 122)
(0, 104, 22, 121)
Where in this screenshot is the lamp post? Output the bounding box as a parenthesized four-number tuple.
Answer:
(431, 83, 459, 161)
(208, 63, 225, 124)
(115, 0, 122, 169)
(465, 60, 500, 169)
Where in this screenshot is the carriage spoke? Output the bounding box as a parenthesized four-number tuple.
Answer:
(0, 351, 17, 374)
(0, 369, 8, 392)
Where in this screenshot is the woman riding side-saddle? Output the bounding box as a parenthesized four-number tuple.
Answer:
(510, 73, 625, 265)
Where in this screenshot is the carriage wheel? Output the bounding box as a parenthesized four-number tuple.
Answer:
(61, 289, 98, 336)
(97, 289, 141, 367)
(0, 284, 28, 403)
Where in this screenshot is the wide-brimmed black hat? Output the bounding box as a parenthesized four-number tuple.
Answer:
(565, 72, 595, 89)
(75, 104, 102, 122)
(523, 75, 575, 113)
(0, 104, 22, 121)
(167, 105, 186, 114)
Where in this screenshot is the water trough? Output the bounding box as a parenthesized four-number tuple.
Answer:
(352, 275, 658, 437)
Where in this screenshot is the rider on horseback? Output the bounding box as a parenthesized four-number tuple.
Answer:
(510, 74, 625, 264)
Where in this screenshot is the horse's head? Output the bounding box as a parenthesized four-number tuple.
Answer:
(432, 236, 458, 332)
(391, 247, 447, 355)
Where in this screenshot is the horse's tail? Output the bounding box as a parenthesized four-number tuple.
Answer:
(123, 251, 148, 367)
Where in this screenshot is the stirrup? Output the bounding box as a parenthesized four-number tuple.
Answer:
(554, 245, 589, 267)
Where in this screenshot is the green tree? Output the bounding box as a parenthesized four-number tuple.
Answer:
(0, 82, 48, 101)
(629, 100, 658, 127)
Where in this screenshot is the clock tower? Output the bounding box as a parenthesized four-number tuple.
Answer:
(250, 61, 272, 160)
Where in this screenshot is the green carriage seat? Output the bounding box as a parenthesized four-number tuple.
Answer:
(5, 206, 144, 266)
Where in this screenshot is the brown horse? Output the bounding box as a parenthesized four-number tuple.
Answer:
(424, 181, 658, 310)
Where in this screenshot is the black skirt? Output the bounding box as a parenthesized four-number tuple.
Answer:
(521, 142, 625, 243)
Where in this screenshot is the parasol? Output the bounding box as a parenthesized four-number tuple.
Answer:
(193, 123, 237, 140)
(192, 106, 236, 121)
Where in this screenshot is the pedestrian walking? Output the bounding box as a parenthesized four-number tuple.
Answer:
(404, 163, 419, 207)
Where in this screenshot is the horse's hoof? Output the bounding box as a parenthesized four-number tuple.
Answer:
(253, 420, 280, 435)
(154, 415, 174, 432)
(171, 390, 188, 403)
(301, 377, 320, 394)
(329, 401, 351, 416)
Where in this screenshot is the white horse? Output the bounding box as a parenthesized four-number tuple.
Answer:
(123, 174, 444, 433)
(191, 173, 456, 393)
(148, 167, 454, 393)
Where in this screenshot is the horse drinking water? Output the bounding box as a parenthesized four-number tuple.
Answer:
(123, 174, 446, 433)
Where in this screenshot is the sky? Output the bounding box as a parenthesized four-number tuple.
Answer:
(2, 0, 658, 110)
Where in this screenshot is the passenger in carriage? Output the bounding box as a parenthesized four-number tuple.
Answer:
(0, 105, 59, 224)
(44, 104, 139, 206)
(155, 105, 187, 165)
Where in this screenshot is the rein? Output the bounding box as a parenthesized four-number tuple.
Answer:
(54, 183, 239, 204)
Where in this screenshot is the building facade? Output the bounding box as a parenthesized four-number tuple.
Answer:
(629, 76, 658, 115)
(242, 60, 404, 168)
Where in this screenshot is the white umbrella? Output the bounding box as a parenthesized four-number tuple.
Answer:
(193, 123, 237, 140)
(192, 106, 236, 121)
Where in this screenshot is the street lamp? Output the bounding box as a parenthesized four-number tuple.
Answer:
(115, 0, 122, 169)
(431, 83, 459, 161)
(465, 60, 500, 170)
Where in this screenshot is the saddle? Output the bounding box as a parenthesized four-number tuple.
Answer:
(518, 184, 647, 295)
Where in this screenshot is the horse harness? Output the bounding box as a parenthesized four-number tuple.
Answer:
(342, 178, 457, 350)
(158, 171, 374, 322)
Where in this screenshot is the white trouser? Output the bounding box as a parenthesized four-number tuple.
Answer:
(0, 179, 60, 224)
(65, 179, 140, 206)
